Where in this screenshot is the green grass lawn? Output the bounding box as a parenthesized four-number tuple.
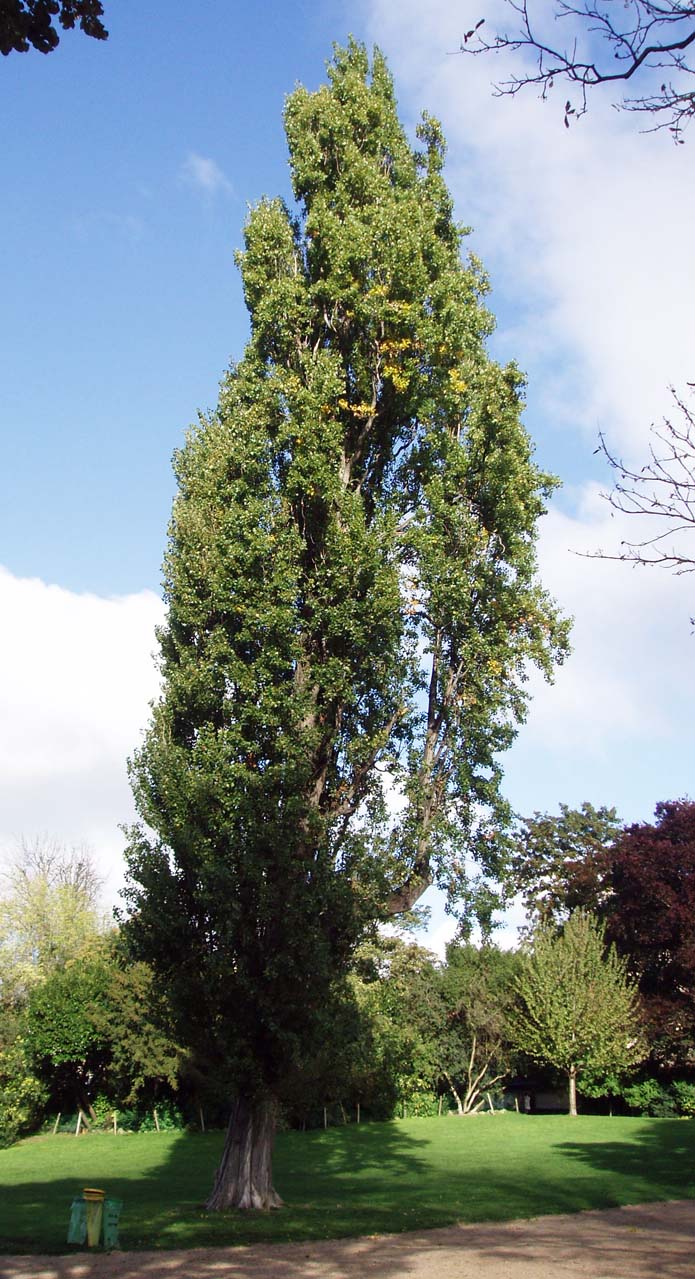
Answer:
(1, 1112, 694, 1253)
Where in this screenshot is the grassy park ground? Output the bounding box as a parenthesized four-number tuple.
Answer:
(1, 1112, 694, 1254)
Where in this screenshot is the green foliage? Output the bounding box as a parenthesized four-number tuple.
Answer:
(348, 936, 445, 1115)
(123, 40, 568, 1144)
(89, 955, 185, 1104)
(345, 936, 519, 1119)
(0, 1, 108, 56)
(437, 942, 519, 1111)
(512, 798, 695, 1076)
(622, 1077, 676, 1117)
(671, 1080, 695, 1116)
(511, 802, 622, 931)
(23, 939, 184, 1115)
(90, 1092, 117, 1127)
(353, 937, 444, 1105)
(511, 911, 644, 1110)
(24, 952, 112, 1111)
(0, 839, 105, 1011)
(402, 1089, 441, 1116)
(25, 956, 111, 1068)
(617, 1076, 695, 1118)
(137, 1100, 186, 1131)
(0, 1030, 46, 1147)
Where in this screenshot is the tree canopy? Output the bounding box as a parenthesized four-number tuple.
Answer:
(606, 799, 695, 1068)
(511, 910, 644, 1114)
(437, 942, 518, 1113)
(0, 839, 105, 1010)
(511, 802, 621, 931)
(122, 39, 569, 1210)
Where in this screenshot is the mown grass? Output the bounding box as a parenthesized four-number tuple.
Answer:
(1, 1112, 694, 1253)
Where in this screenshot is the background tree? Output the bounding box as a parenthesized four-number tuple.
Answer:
(0, 838, 105, 1010)
(0, 0, 107, 56)
(89, 954, 185, 1108)
(24, 949, 112, 1119)
(0, 1029, 46, 1147)
(437, 942, 518, 1113)
(511, 802, 622, 931)
(511, 910, 644, 1114)
(22, 937, 185, 1123)
(457, 0, 695, 141)
(354, 937, 444, 1110)
(605, 799, 695, 1070)
(122, 40, 569, 1211)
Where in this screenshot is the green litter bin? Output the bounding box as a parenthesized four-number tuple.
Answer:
(103, 1197, 123, 1249)
(67, 1188, 122, 1248)
(67, 1196, 87, 1245)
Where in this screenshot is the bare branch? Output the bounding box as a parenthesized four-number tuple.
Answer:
(456, 0, 695, 140)
(586, 385, 695, 583)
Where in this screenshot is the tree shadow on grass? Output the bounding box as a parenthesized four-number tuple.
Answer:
(0, 1121, 432, 1255)
(3, 1201, 695, 1278)
(3, 1115, 695, 1267)
(554, 1116, 695, 1202)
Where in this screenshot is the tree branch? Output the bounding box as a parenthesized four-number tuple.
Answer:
(585, 385, 695, 577)
(455, 0, 695, 140)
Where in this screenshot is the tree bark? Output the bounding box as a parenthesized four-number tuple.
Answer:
(206, 1094, 283, 1211)
(568, 1067, 578, 1117)
(75, 1079, 96, 1122)
(443, 1070, 464, 1115)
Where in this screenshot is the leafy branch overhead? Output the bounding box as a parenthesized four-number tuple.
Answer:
(0, 0, 107, 56)
(455, 0, 695, 141)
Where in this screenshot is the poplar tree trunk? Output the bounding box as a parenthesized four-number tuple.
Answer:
(568, 1067, 578, 1117)
(206, 1094, 283, 1211)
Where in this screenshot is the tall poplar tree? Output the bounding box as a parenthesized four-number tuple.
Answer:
(123, 41, 570, 1210)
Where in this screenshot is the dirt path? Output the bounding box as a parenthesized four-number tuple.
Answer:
(1, 1199, 693, 1279)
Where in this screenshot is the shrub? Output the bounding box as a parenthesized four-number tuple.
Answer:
(0, 1037, 47, 1146)
(622, 1077, 676, 1117)
(402, 1090, 441, 1118)
(137, 1101, 185, 1131)
(671, 1080, 695, 1116)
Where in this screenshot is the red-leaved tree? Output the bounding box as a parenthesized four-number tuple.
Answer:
(606, 799, 695, 1068)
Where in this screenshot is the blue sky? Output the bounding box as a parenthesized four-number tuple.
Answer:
(1, 1, 352, 594)
(1, 0, 693, 947)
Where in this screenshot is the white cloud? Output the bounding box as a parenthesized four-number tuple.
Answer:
(502, 493, 695, 817)
(180, 151, 233, 196)
(361, 0, 695, 464)
(0, 567, 163, 906)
